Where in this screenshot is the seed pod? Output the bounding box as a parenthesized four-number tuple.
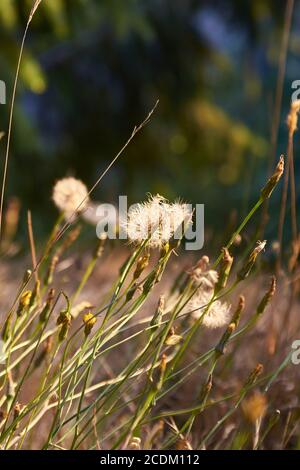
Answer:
(256, 276, 276, 316)
(261, 156, 284, 200)
(17, 291, 32, 316)
(237, 241, 267, 281)
(83, 312, 97, 337)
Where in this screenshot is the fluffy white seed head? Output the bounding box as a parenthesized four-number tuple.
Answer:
(52, 177, 89, 220)
(188, 290, 231, 329)
(124, 194, 192, 249)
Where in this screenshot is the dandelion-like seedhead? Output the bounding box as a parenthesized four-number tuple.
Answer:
(52, 177, 89, 220)
(189, 290, 231, 329)
(123, 194, 192, 249)
(188, 255, 219, 290)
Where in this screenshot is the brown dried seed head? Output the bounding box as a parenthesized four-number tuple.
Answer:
(261, 156, 284, 200)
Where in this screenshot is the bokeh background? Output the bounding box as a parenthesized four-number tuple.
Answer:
(0, 0, 299, 243)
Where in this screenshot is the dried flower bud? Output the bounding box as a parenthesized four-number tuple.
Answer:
(215, 248, 233, 292)
(13, 402, 23, 419)
(150, 295, 165, 331)
(287, 100, 300, 137)
(127, 437, 141, 450)
(198, 373, 213, 403)
(83, 311, 97, 336)
(256, 276, 276, 316)
(134, 253, 150, 280)
(176, 438, 193, 450)
(244, 363, 263, 388)
(93, 233, 107, 258)
(165, 327, 182, 346)
(261, 156, 284, 200)
(231, 295, 245, 327)
(237, 241, 267, 281)
(215, 322, 236, 355)
(57, 297, 72, 342)
(39, 288, 55, 323)
(17, 291, 32, 316)
(155, 354, 167, 391)
(34, 336, 53, 368)
(30, 279, 40, 308)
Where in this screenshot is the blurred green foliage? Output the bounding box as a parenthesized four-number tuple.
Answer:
(0, 0, 298, 238)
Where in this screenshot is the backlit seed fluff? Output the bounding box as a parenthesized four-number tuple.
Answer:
(52, 177, 89, 220)
(189, 290, 231, 329)
(188, 256, 218, 290)
(124, 194, 192, 249)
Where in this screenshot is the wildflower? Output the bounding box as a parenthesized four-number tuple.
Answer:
(83, 312, 97, 336)
(124, 194, 192, 249)
(17, 291, 32, 316)
(52, 177, 89, 220)
(71, 301, 93, 319)
(189, 290, 231, 329)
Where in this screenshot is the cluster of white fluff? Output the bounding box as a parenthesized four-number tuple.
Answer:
(187, 255, 231, 329)
(124, 194, 193, 249)
(52, 177, 89, 220)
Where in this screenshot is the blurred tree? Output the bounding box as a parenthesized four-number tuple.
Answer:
(0, 0, 296, 238)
